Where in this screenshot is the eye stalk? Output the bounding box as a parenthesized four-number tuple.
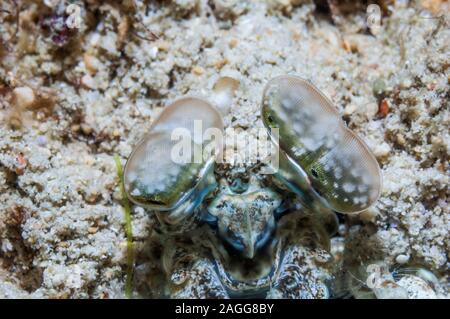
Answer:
(261, 75, 382, 214)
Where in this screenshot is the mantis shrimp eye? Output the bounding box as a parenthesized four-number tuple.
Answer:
(261, 75, 382, 214)
(124, 97, 224, 211)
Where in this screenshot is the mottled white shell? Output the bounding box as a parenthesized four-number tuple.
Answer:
(124, 97, 224, 211)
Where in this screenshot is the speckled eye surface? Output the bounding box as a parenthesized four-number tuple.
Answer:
(124, 97, 224, 211)
(262, 75, 382, 213)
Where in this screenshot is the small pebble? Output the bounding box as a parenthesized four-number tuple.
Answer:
(112, 129, 121, 138)
(378, 99, 390, 117)
(426, 83, 436, 91)
(400, 78, 412, 89)
(36, 135, 47, 146)
(150, 47, 158, 59)
(214, 58, 228, 70)
(15, 153, 27, 175)
(81, 74, 97, 89)
(229, 38, 238, 48)
(344, 104, 357, 115)
(117, 17, 129, 43)
(13, 86, 35, 108)
(81, 123, 93, 135)
(396, 254, 410, 264)
(342, 39, 351, 53)
(83, 53, 99, 74)
(373, 79, 386, 96)
(396, 133, 406, 146)
(373, 141, 391, 158)
(71, 124, 81, 133)
(58, 241, 69, 248)
(85, 193, 99, 203)
(88, 226, 99, 234)
(157, 40, 170, 51)
(365, 102, 379, 119)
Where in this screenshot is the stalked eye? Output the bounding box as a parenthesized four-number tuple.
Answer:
(261, 75, 382, 214)
(124, 97, 224, 212)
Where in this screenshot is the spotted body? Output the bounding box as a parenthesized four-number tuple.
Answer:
(123, 76, 390, 299)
